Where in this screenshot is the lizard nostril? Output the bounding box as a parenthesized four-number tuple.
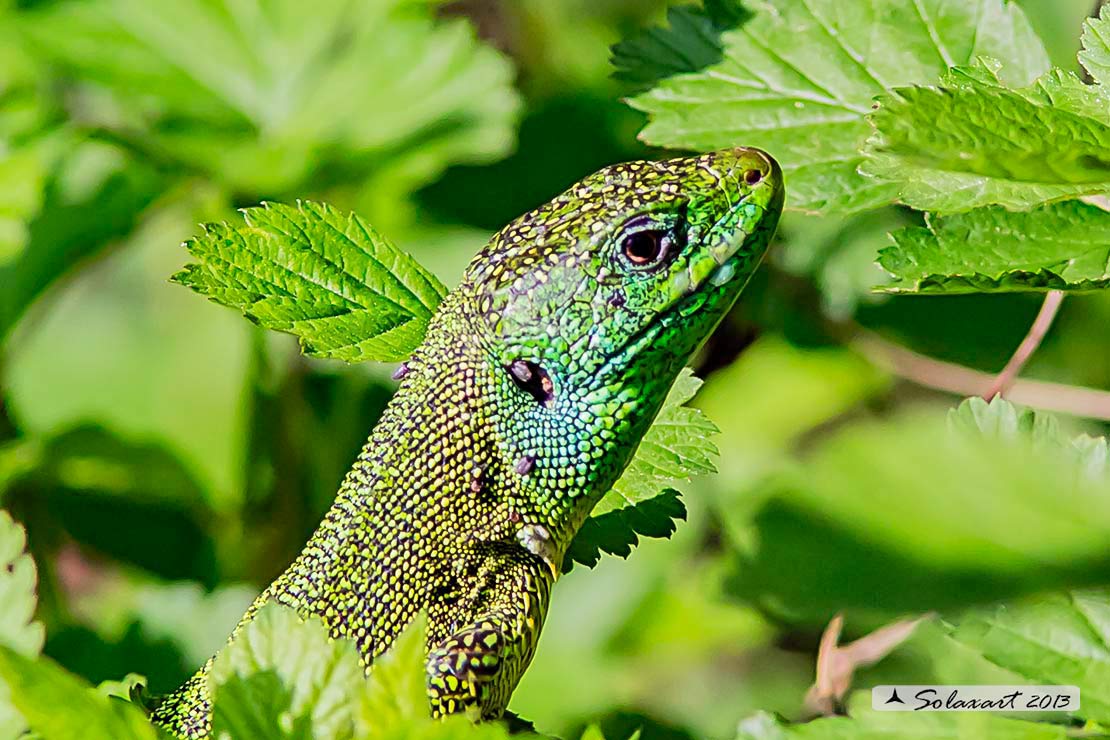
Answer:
(508, 359, 554, 407)
(743, 168, 763, 185)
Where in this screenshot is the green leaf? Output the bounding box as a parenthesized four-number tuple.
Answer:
(0, 140, 162, 344)
(947, 590, 1110, 723)
(563, 368, 713, 571)
(1073, 433, 1110, 479)
(599, 368, 718, 514)
(353, 613, 516, 740)
(123, 582, 256, 669)
(879, 200, 1110, 293)
(96, 673, 149, 703)
(0, 147, 45, 265)
(0, 33, 54, 270)
(946, 396, 1059, 445)
(0, 646, 157, 740)
(18, 0, 521, 203)
(212, 671, 314, 740)
(628, 0, 1049, 213)
(693, 336, 890, 512)
(2, 426, 219, 583)
(580, 725, 606, 740)
(726, 405, 1110, 621)
(862, 59, 1110, 211)
(6, 193, 251, 510)
(176, 201, 447, 363)
(1080, 5, 1110, 86)
(563, 489, 687, 572)
(610, 1, 750, 88)
(801, 412, 1110, 568)
(947, 397, 1110, 479)
(209, 604, 366, 740)
(0, 510, 43, 740)
(31, 425, 211, 507)
(355, 613, 428, 735)
(0, 510, 42, 657)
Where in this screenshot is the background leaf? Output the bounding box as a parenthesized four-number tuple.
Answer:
(18, 0, 521, 211)
(726, 404, 1110, 622)
(0, 510, 42, 740)
(610, 1, 749, 88)
(945, 590, 1110, 723)
(629, 0, 1049, 212)
(0, 510, 42, 656)
(1079, 6, 1110, 85)
(946, 396, 1060, 444)
(0, 141, 162, 344)
(0, 147, 45, 264)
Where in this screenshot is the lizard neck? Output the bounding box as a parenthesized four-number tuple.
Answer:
(399, 291, 674, 570)
(260, 288, 670, 663)
(328, 287, 666, 575)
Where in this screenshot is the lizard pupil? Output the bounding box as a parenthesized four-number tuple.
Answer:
(621, 230, 669, 266)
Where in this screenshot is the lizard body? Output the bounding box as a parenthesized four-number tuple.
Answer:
(152, 147, 783, 737)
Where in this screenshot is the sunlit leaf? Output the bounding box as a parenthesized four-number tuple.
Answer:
(355, 613, 428, 734)
(863, 58, 1110, 211)
(0, 510, 43, 740)
(629, 0, 1049, 212)
(209, 604, 365, 740)
(0, 646, 157, 740)
(0, 511, 42, 657)
(879, 200, 1110, 293)
(176, 201, 447, 363)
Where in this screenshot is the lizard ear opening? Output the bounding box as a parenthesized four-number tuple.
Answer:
(508, 360, 554, 408)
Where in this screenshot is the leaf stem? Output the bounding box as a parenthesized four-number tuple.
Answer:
(803, 612, 929, 718)
(983, 290, 1065, 400)
(851, 327, 1110, 420)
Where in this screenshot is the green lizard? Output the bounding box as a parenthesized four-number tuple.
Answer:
(151, 147, 783, 738)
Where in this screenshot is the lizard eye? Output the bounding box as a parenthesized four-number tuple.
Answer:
(622, 230, 669, 265)
(617, 212, 685, 271)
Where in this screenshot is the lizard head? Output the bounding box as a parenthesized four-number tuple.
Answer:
(456, 147, 783, 547)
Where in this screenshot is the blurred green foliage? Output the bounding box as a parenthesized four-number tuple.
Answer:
(2, 0, 1110, 739)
